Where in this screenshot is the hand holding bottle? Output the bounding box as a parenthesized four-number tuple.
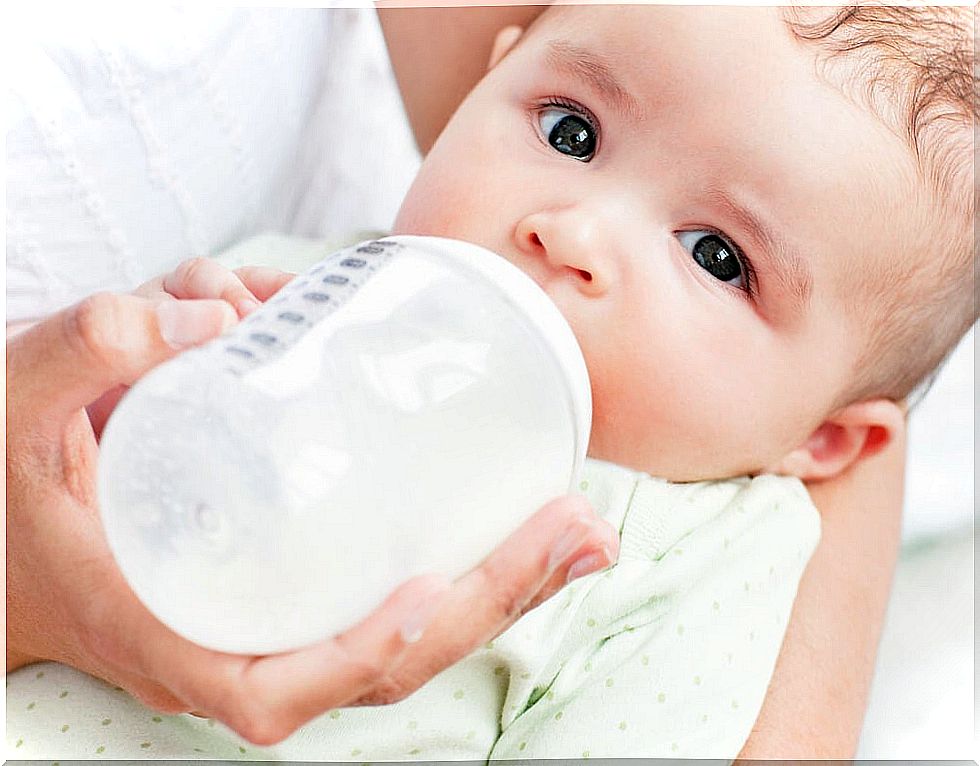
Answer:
(6, 263, 619, 744)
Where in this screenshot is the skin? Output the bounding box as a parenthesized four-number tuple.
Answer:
(6, 261, 620, 743)
(738, 429, 903, 757)
(4, 6, 911, 755)
(393, 5, 914, 483)
(381, 4, 913, 755)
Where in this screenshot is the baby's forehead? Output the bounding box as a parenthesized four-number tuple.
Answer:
(521, 6, 806, 110)
(528, 5, 782, 49)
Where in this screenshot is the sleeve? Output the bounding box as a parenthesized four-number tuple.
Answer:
(487, 473, 821, 760)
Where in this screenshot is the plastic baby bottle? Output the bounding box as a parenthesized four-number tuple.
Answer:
(98, 236, 591, 655)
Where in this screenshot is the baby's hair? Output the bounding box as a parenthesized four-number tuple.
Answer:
(782, 6, 977, 408)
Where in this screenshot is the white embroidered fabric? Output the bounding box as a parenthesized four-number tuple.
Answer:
(6, 6, 421, 323)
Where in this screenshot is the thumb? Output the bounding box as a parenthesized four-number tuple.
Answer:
(7, 293, 236, 422)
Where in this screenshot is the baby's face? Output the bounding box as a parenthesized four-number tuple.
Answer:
(394, 6, 920, 480)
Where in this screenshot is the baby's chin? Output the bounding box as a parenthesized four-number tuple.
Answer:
(585, 427, 774, 483)
(589, 451, 771, 483)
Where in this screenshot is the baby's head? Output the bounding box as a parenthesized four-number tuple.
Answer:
(393, 5, 977, 482)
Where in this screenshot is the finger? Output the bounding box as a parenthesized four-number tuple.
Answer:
(130, 273, 168, 300)
(85, 384, 130, 441)
(357, 495, 617, 703)
(523, 517, 620, 613)
(232, 574, 451, 742)
(57, 592, 196, 717)
(135, 574, 450, 745)
(72, 554, 252, 721)
(7, 293, 236, 421)
(233, 266, 296, 302)
(164, 258, 261, 318)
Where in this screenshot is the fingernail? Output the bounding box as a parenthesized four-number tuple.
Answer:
(157, 301, 229, 348)
(399, 581, 450, 644)
(238, 298, 261, 317)
(565, 547, 614, 585)
(547, 525, 588, 571)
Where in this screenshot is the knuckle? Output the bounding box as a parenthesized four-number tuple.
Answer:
(490, 589, 524, 624)
(332, 634, 388, 687)
(346, 654, 388, 688)
(171, 257, 218, 296)
(231, 702, 288, 746)
(484, 575, 527, 623)
(69, 293, 127, 372)
(360, 676, 411, 706)
(175, 256, 210, 282)
(218, 676, 289, 746)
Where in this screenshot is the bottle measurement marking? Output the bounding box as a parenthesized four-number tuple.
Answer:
(220, 240, 402, 375)
(249, 333, 277, 347)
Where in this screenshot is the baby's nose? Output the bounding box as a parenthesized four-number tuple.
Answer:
(514, 212, 612, 297)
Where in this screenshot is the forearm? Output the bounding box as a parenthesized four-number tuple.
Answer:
(377, 2, 548, 154)
(737, 424, 905, 757)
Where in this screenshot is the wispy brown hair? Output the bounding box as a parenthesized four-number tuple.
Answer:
(783, 6, 977, 407)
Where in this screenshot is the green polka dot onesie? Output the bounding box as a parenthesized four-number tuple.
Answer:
(7, 458, 820, 760)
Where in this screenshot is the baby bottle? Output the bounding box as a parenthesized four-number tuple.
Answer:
(98, 236, 591, 655)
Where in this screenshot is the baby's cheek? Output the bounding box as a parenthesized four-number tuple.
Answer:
(583, 353, 666, 469)
(394, 127, 497, 236)
(392, 184, 446, 236)
(584, 349, 763, 480)
(393, 175, 478, 241)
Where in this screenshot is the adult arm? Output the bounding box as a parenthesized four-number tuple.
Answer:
(736, 424, 905, 758)
(377, 3, 548, 155)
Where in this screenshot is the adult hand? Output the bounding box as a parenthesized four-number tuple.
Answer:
(86, 258, 296, 439)
(6, 290, 618, 745)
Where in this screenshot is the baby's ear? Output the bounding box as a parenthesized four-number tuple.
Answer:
(768, 399, 905, 481)
(487, 25, 524, 70)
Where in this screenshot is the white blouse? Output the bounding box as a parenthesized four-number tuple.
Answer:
(6, 6, 421, 323)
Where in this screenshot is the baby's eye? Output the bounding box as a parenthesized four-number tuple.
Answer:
(677, 231, 746, 290)
(537, 104, 598, 162)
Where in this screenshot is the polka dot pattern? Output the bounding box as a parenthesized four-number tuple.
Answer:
(6, 456, 819, 761)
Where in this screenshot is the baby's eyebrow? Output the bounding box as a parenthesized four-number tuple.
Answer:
(544, 39, 642, 121)
(707, 189, 813, 314)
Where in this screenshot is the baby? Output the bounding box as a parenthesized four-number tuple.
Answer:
(394, 4, 976, 485)
(9, 4, 975, 760)
(212, 6, 980, 758)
